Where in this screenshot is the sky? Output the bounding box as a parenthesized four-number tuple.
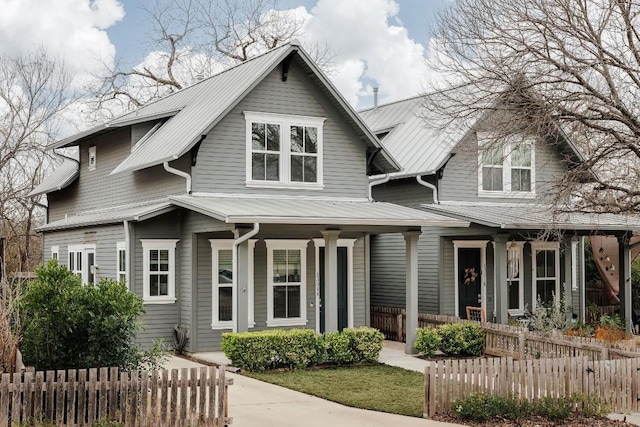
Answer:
(0, 0, 449, 110)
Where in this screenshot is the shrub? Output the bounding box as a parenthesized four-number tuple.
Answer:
(324, 331, 353, 364)
(19, 260, 149, 370)
(221, 328, 323, 371)
(341, 327, 384, 363)
(414, 328, 441, 357)
(438, 322, 484, 356)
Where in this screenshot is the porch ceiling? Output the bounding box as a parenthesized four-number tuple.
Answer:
(170, 194, 469, 228)
(421, 203, 640, 232)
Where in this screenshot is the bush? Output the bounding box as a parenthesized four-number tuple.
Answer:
(341, 327, 384, 363)
(221, 327, 384, 371)
(221, 329, 324, 371)
(19, 260, 148, 370)
(438, 323, 484, 356)
(414, 328, 441, 356)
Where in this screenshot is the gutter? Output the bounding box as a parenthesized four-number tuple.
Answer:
(416, 176, 439, 204)
(232, 222, 260, 333)
(368, 173, 390, 201)
(163, 162, 192, 194)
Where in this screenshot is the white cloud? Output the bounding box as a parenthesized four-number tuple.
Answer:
(0, 0, 124, 85)
(304, 0, 429, 108)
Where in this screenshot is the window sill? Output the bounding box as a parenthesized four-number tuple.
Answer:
(266, 318, 308, 327)
(211, 322, 256, 330)
(478, 191, 536, 199)
(246, 181, 324, 191)
(143, 297, 177, 305)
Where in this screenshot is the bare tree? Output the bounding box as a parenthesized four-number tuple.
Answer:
(0, 49, 71, 274)
(426, 0, 640, 214)
(92, 0, 332, 117)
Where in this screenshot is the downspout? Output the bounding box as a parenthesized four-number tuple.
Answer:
(163, 162, 192, 194)
(368, 173, 390, 201)
(124, 220, 131, 289)
(232, 222, 260, 333)
(416, 176, 439, 204)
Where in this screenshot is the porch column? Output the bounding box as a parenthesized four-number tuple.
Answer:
(618, 234, 633, 333)
(563, 236, 578, 326)
(322, 230, 341, 332)
(404, 230, 421, 354)
(493, 234, 508, 324)
(579, 237, 586, 323)
(235, 228, 252, 333)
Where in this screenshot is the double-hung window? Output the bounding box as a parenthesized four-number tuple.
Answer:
(478, 133, 535, 197)
(245, 112, 325, 189)
(265, 240, 308, 327)
(141, 239, 178, 304)
(209, 239, 256, 329)
(531, 242, 560, 308)
(116, 241, 127, 285)
(506, 242, 524, 315)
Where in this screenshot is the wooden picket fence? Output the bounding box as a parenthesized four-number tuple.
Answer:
(0, 366, 232, 427)
(424, 356, 640, 417)
(371, 306, 640, 360)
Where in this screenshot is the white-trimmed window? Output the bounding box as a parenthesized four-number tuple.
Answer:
(88, 146, 96, 171)
(116, 241, 127, 285)
(141, 239, 178, 304)
(209, 239, 256, 329)
(506, 242, 524, 315)
(245, 111, 325, 189)
(265, 240, 308, 327)
(67, 244, 96, 284)
(478, 133, 535, 197)
(51, 246, 59, 261)
(531, 241, 560, 308)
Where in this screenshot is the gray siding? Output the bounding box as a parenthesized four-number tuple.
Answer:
(47, 127, 187, 223)
(352, 238, 367, 327)
(192, 61, 369, 198)
(43, 224, 124, 280)
(438, 132, 568, 204)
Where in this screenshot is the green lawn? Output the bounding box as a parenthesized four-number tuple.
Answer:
(245, 364, 425, 417)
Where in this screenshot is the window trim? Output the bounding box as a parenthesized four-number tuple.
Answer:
(506, 242, 525, 316)
(477, 133, 536, 198)
(452, 240, 488, 318)
(141, 239, 179, 304)
(88, 146, 97, 171)
(209, 239, 256, 330)
(116, 241, 127, 287)
(68, 244, 96, 284)
(530, 241, 560, 309)
(51, 246, 59, 261)
(244, 111, 325, 190)
(265, 239, 309, 327)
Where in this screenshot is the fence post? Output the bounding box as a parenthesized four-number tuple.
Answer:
(424, 366, 433, 419)
(397, 314, 403, 342)
(518, 331, 526, 360)
(601, 346, 608, 361)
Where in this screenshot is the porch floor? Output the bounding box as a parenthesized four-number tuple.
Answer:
(187, 340, 429, 373)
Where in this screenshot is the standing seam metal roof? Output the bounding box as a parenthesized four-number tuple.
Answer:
(27, 160, 79, 197)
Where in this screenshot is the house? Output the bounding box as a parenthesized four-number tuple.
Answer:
(30, 42, 466, 354)
(362, 95, 640, 339)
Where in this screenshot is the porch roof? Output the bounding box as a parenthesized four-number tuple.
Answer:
(421, 203, 640, 231)
(37, 199, 174, 231)
(170, 194, 469, 227)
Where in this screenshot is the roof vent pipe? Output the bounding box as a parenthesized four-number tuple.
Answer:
(373, 87, 379, 110)
(416, 175, 439, 204)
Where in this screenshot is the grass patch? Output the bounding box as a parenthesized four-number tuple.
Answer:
(245, 363, 424, 417)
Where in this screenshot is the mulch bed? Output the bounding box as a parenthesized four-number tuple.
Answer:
(432, 413, 634, 426)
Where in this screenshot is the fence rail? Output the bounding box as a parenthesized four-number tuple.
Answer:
(424, 356, 640, 417)
(371, 306, 640, 360)
(0, 366, 232, 427)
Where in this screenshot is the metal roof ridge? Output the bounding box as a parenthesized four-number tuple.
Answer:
(358, 94, 424, 113)
(184, 192, 371, 202)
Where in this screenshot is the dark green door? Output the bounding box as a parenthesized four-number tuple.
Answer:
(458, 247, 482, 319)
(319, 247, 348, 332)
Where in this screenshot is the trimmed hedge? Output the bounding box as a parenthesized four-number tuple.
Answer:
(414, 322, 485, 357)
(221, 326, 384, 371)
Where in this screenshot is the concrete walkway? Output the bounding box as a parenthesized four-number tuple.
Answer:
(162, 354, 463, 427)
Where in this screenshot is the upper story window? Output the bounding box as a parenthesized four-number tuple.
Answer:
(141, 239, 178, 304)
(88, 146, 97, 171)
(244, 112, 325, 189)
(478, 133, 535, 197)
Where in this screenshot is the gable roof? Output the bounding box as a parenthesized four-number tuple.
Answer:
(50, 42, 400, 175)
(360, 93, 587, 180)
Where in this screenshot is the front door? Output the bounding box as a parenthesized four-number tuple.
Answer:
(319, 247, 348, 332)
(458, 247, 482, 319)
